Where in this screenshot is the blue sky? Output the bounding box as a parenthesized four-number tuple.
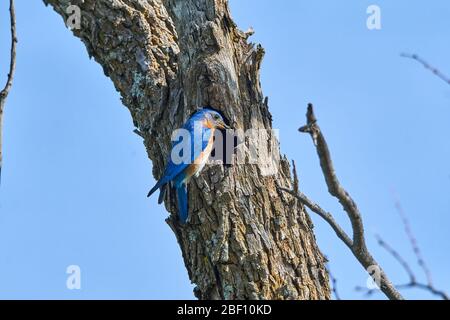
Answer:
(0, 0, 449, 299)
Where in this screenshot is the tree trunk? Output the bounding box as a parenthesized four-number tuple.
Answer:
(44, 0, 331, 300)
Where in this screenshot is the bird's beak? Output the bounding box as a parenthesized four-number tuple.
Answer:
(218, 121, 231, 130)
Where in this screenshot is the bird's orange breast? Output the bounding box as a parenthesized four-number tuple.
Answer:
(203, 118, 214, 129)
(184, 129, 215, 179)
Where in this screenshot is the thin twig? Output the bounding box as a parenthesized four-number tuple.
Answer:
(401, 53, 450, 85)
(356, 282, 448, 299)
(281, 103, 404, 300)
(325, 262, 341, 300)
(364, 197, 449, 300)
(0, 0, 18, 183)
(372, 234, 449, 300)
(280, 188, 353, 249)
(393, 196, 433, 286)
(375, 234, 415, 284)
(356, 275, 449, 299)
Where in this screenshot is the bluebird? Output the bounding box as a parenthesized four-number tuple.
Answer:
(147, 108, 231, 223)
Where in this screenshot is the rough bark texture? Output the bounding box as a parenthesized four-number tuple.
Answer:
(44, 0, 331, 300)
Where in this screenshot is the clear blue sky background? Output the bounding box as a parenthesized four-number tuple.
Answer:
(0, 0, 449, 300)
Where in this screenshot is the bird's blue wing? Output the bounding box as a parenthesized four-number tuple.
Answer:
(147, 136, 190, 198)
(147, 116, 213, 199)
(192, 127, 213, 161)
(166, 124, 212, 174)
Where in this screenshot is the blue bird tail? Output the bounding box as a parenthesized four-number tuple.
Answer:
(157, 185, 166, 204)
(177, 183, 188, 223)
(147, 182, 161, 198)
(147, 176, 169, 199)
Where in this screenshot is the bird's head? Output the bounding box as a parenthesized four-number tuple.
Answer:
(202, 109, 231, 130)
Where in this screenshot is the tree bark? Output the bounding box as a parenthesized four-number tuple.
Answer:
(44, 0, 331, 300)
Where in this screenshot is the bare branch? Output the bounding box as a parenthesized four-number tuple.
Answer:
(375, 234, 415, 284)
(373, 234, 449, 300)
(0, 0, 17, 97)
(401, 53, 450, 85)
(280, 188, 353, 249)
(363, 199, 449, 300)
(354, 191, 447, 300)
(282, 103, 404, 300)
(299, 104, 366, 251)
(286, 161, 352, 245)
(0, 0, 18, 182)
(356, 282, 448, 299)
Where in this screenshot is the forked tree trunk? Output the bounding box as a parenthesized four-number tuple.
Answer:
(44, 0, 331, 299)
